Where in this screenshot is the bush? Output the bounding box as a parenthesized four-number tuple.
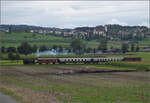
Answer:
(8, 53, 20, 60)
(7, 47, 16, 53)
(17, 42, 32, 55)
(1, 46, 6, 53)
(39, 45, 48, 52)
(8, 53, 14, 60)
(15, 53, 20, 60)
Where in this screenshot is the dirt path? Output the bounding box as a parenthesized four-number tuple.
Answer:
(0, 92, 19, 103)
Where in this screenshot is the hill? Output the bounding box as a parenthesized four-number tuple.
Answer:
(0, 31, 150, 49)
(0, 24, 149, 41)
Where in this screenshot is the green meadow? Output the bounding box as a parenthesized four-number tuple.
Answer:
(0, 65, 149, 103)
(0, 32, 150, 103)
(1, 32, 150, 48)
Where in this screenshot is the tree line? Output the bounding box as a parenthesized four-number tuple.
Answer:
(70, 39, 140, 55)
(1, 41, 140, 55)
(0, 40, 141, 60)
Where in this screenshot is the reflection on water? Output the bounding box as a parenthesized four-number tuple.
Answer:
(36, 49, 70, 57)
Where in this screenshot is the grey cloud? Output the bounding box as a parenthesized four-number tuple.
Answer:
(1, 1, 149, 28)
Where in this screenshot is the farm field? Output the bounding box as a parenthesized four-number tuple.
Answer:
(1, 1, 150, 103)
(1, 32, 150, 103)
(0, 65, 150, 103)
(0, 32, 71, 48)
(1, 32, 150, 48)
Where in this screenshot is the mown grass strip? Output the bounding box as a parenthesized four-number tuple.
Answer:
(88, 62, 149, 71)
(0, 60, 23, 66)
(1, 76, 149, 103)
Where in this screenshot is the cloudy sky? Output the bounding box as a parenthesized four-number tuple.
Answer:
(1, 1, 149, 28)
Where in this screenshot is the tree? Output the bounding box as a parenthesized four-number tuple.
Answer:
(9, 27, 12, 34)
(1, 46, 6, 53)
(8, 53, 20, 60)
(85, 47, 92, 53)
(39, 45, 47, 52)
(121, 43, 129, 53)
(8, 52, 14, 60)
(93, 48, 96, 55)
(58, 45, 63, 52)
(131, 43, 135, 52)
(32, 44, 37, 53)
(7, 47, 16, 53)
(15, 53, 20, 60)
(136, 45, 140, 52)
(52, 45, 57, 50)
(17, 42, 32, 55)
(110, 46, 114, 50)
(98, 39, 107, 53)
(70, 39, 86, 55)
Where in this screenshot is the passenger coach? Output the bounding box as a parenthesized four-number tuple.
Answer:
(23, 57, 141, 64)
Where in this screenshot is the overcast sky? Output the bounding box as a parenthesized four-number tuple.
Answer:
(1, 1, 149, 28)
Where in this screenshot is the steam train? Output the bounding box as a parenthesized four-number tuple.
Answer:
(23, 57, 141, 64)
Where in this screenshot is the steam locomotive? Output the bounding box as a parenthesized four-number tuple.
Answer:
(23, 57, 141, 64)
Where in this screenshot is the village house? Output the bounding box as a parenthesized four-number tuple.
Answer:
(30, 30, 34, 33)
(133, 32, 137, 37)
(48, 30, 53, 33)
(63, 32, 71, 36)
(118, 30, 128, 35)
(0, 28, 9, 33)
(80, 31, 88, 35)
(38, 29, 44, 34)
(55, 31, 62, 35)
(104, 25, 108, 32)
(93, 29, 106, 36)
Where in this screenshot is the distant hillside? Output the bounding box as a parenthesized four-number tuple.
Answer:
(0, 24, 149, 38)
(0, 31, 150, 49)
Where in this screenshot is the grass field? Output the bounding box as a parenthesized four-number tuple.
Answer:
(0, 32, 71, 48)
(0, 32, 150, 103)
(0, 65, 149, 103)
(0, 52, 149, 103)
(1, 32, 150, 48)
